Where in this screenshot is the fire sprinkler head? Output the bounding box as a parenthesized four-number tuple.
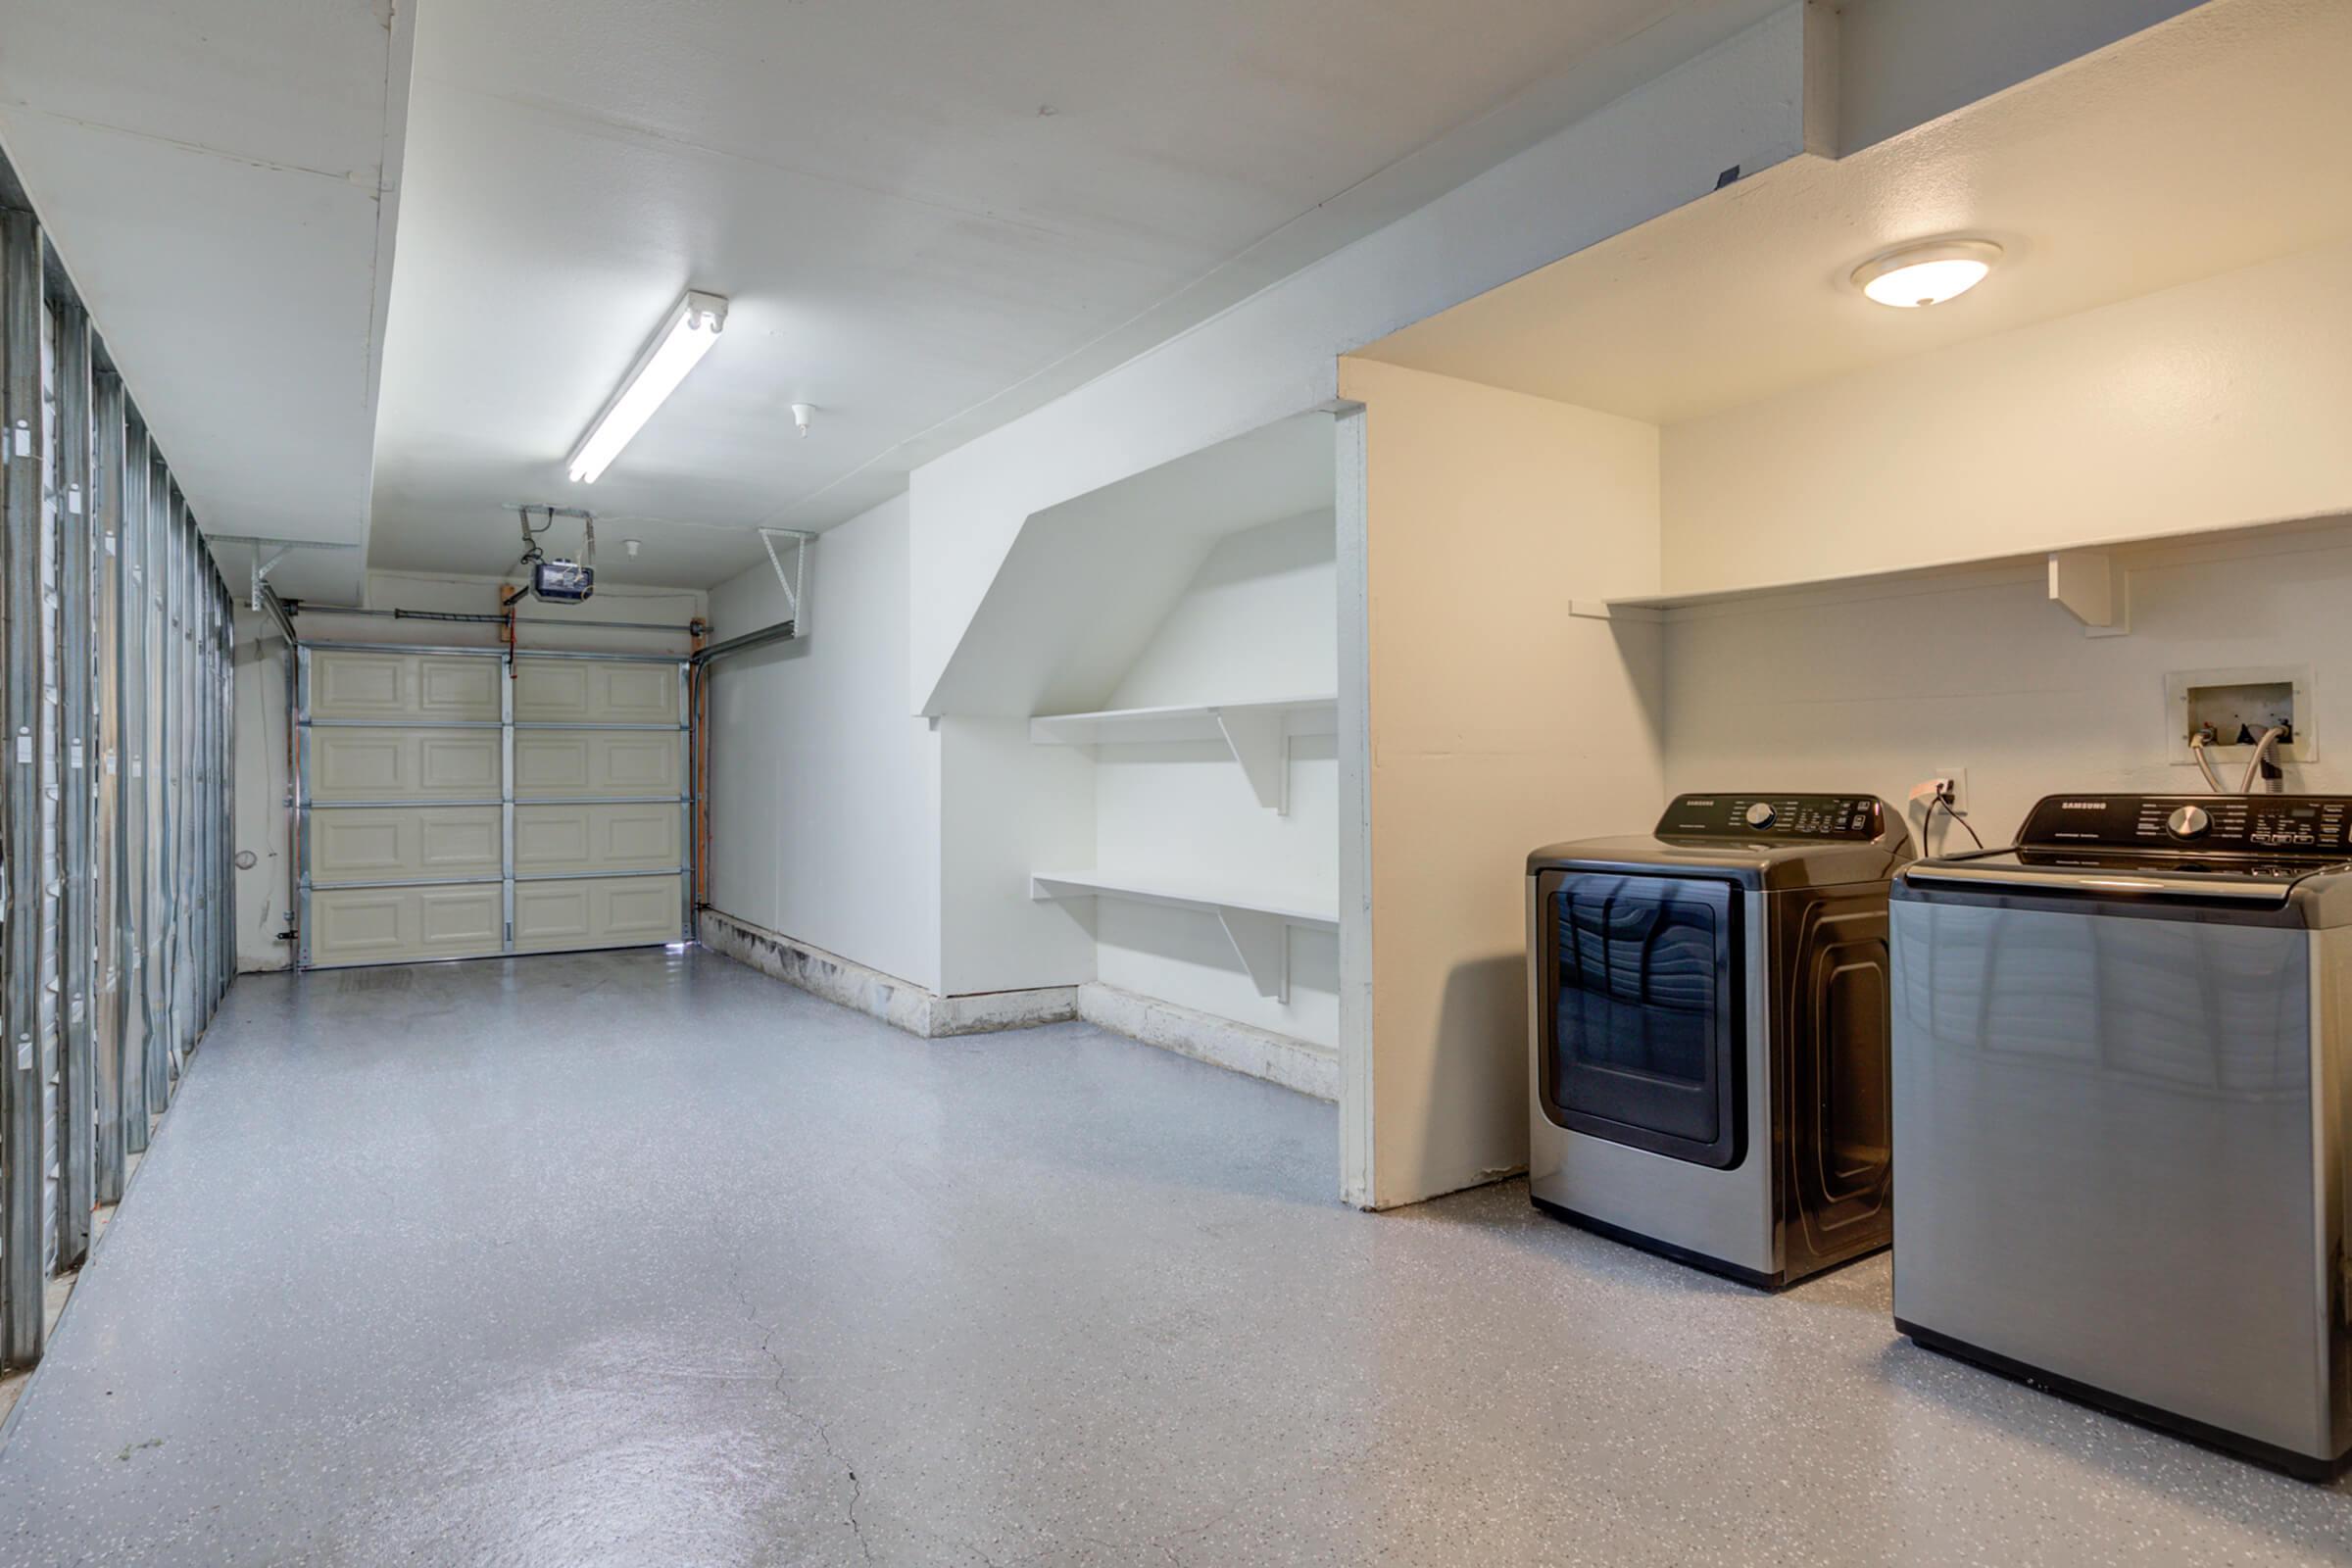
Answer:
(791, 402, 814, 438)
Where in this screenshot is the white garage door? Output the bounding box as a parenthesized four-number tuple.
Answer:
(297, 646, 690, 968)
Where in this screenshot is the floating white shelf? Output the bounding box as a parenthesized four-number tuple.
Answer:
(1581, 513, 2350, 634)
(1030, 868, 1338, 1002)
(1029, 696, 1336, 813)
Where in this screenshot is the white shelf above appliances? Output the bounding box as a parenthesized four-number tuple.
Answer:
(1029, 869, 1338, 1003)
(1029, 696, 1336, 813)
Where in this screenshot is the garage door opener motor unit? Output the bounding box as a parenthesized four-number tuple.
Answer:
(508, 503, 595, 605)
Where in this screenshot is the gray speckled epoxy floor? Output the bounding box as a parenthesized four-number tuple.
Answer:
(1, 949, 2346, 1566)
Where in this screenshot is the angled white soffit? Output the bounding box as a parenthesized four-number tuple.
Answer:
(924, 411, 1336, 719)
(0, 0, 414, 603)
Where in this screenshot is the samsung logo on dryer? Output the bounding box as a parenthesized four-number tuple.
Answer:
(2058, 800, 2108, 809)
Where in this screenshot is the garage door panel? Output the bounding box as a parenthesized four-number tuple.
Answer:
(417, 659, 501, 718)
(514, 659, 678, 723)
(418, 886, 504, 949)
(310, 651, 501, 721)
(514, 803, 681, 874)
(309, 884, 503, 966)
(418, 733, 502, 793)
(514, 875, 683, 953)
(420, 811, 503, 873)
(312, 729, 409, 797)
(311, 728, 503, 803)
(300, 649, 688, 969)
(513, 661, 588, 720)
(313, 653, 406, 718)
(514, 810, 588, 867)
(514, 730, 680, 799)
(309, 807, 503, 883)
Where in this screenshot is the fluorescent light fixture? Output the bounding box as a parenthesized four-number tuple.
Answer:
(1850, 239, 2003, 309)
(566, 290, 728, 483)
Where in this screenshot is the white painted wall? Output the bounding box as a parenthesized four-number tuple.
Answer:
(231, 607, 295, 971)
(907, 3, 1823, 714)
(707, 494, 943, 992)
(229, 571, 706, 973)
(1659, 237, 2352, 599)
(1341, 358, 1667, 1208)
(1080, 511, 1342, 1046)
(932, 717, 1092, 996)
(1833, 0, 2201, 156)
(906, 5, 1822, 1019)
(1107, 510, 1338, 709)
(1662, 516, 2352, 853)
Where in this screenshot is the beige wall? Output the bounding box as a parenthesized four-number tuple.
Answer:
(1660, 237, 2352, 599)
(1665, 516, 2352, 853)
(1340, 358, 1665, 1209)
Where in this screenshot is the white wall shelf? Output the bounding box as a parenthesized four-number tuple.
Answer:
(1029, 696, 1336, 813)
(1596, 513, 2352, 627)
(1030, 868, 1338, 1003)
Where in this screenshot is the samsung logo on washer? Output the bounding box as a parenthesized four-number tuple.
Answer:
(2059, 800, 2108, 809)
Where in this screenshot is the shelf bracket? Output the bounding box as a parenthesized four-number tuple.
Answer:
(1215, 707, 1290, 813)
(2047, 549, 2130, 637)
(1215, 907, 1290, 1003)
(1567, 601, 1665, 624)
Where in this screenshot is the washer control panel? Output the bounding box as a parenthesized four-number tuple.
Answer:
(2020, 794, 2352, 853)
(1656, 793, 1887, 841)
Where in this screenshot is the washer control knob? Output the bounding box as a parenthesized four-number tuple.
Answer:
(1743, 801, 1777, 831)
(2167, 805, 2212, 840)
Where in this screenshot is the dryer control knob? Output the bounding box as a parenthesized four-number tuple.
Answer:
(1743, 801, 1777, 830)
(2167, 805, 2212, 840)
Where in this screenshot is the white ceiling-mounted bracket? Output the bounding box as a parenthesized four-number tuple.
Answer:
(207, 534, 362, 611)
(759, 527, 814, 623)
(2047, 548, 2130, 637)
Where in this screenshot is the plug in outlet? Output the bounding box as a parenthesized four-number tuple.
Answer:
(1934, 766, 1969, 819)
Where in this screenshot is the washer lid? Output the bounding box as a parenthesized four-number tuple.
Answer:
(1898, 847, 2340, 906)
(1901, 793, 2352, 911)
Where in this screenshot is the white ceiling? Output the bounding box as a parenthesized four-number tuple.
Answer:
(1357, 0, 2352, 426)
(0, 0, 409, 602)
(365, 0, 1781, 588)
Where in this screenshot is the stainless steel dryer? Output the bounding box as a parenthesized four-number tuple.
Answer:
(1892, 793, 2352, 1479)
(1526, 792, 1912, 1289)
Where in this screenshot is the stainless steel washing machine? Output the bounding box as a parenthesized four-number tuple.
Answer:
(1526, 792, 1912, 1289)
(1892, 793, 2352, 1479)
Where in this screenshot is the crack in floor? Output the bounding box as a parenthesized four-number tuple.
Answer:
(723, 1251, 876, 1563)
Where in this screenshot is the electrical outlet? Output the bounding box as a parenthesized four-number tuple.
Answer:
(1933, 766, 1969, 816)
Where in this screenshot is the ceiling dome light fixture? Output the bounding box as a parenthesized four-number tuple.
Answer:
(1850, 238, 2003, 309)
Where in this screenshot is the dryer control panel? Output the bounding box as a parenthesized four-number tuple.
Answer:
(1656, 793, 1888, 841)
(2020, 794, 2352, 853)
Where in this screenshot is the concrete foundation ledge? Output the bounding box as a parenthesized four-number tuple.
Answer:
(1075, 982, 1339, 1102)
(696, 908, 1075, 1039)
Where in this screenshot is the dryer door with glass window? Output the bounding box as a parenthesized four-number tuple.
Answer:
(1537, 869, 1744, 1168)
